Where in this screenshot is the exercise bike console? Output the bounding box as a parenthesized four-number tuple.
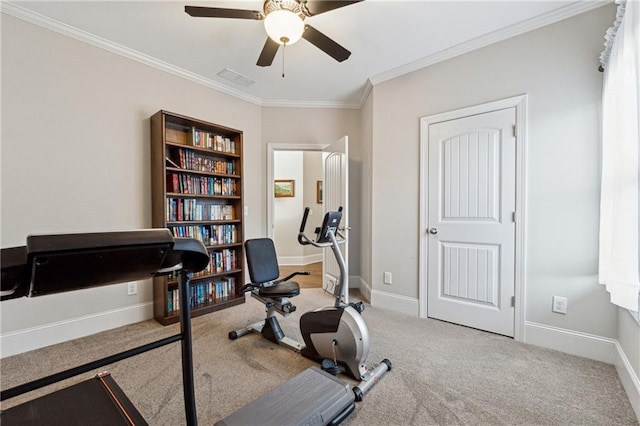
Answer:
(299, 207, 343, 245)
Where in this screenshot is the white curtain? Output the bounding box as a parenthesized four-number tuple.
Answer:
(599, 0, 640, 312)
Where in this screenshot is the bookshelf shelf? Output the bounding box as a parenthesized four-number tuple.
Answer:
(166, 193, 242, 199)
(165, 141, 242, 157)
(166, 167, 240, 179)
(151, 110, 245, 326)
(166, 220, 242, 226)
(161, 295, 246, 324)
(168, 268, 244, 284)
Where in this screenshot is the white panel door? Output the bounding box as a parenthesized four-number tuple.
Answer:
(323, 136, 349, 299)
(427, 108, 516, 336)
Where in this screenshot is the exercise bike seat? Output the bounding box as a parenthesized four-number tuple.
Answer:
(258, 281, 300, 298)
(245, 238, 300, 298)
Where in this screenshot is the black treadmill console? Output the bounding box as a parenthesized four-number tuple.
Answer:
(316, 210, 342, 243)
(0, 230, 208, 425)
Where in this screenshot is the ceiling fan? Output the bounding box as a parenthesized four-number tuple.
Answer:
(185, 0, 363, 67)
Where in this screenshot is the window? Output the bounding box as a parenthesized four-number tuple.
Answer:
(598, 0, 639, 313)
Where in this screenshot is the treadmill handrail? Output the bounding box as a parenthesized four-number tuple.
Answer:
(0, 229, 207, 426)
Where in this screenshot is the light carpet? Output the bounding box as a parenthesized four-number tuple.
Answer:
(1, 288, 637, 425)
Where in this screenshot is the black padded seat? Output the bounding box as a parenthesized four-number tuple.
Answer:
(258, 281, 300, 298)
(245, 238, 280, 283)
(245, 238, 301, 298)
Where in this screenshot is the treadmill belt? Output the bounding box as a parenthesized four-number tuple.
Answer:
(1, 373, 148, 426)
(215, 367, 355, 426)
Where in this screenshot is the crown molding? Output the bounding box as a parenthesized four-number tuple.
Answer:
(2, 1, 610, 110)
(1, 2, 267, 106)
(369, 0, 611, 86)
(1, 1, 359, 109)
(358, 79, 374, 107)
(261, 98, 361, 109)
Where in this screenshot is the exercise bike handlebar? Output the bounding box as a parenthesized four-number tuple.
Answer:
(297, 207, 314, 246)
(299, 207, 311, 234)
(298, 207, 346, 248)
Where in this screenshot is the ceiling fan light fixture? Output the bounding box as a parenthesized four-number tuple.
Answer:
(264, 9, 304, 45)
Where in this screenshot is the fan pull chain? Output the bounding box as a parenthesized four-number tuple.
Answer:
(282, 43, 286, 78)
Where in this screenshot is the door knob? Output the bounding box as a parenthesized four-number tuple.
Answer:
(429, 228, 438, 235)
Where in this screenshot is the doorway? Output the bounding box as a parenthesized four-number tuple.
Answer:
(267, 138, 350, 294)
(419, 95, 527, 340)
(272, 149, 324, 288)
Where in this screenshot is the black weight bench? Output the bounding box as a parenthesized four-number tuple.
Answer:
(0, 229, 209, 425)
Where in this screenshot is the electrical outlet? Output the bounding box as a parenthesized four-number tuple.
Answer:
(127, 282, 138, 296)
(383, 272, 392, 285)
(552, 296, 567, 314)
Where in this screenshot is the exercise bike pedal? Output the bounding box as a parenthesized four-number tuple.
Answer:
(349, 301, 365, 314)
(321, 359, 342, 376)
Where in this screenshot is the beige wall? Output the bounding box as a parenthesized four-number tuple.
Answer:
(274, 151, 304, 259)
(368, 5, 619, 338)
(0, 15, 262, 335)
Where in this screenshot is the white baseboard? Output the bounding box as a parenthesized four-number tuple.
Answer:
(278, 254, 323, 266)
(615, 340, 640, 420)
(351, 276, 371, 302)
(524, 321, 617, 364)
(523, 320, 640, 419)
(0, 302, 153, 358)
(370, 289, 419, 316)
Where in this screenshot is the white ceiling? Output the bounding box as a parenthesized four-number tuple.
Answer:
(4, 1, 607, 108)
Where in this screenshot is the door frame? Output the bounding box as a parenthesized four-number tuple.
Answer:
(267, 143, 328, 240)
(418, 95, 528, 341)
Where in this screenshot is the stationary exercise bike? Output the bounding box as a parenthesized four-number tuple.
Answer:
(228, 207, 390, 400)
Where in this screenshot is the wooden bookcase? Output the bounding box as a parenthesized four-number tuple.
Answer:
(150, 110, 245, 325)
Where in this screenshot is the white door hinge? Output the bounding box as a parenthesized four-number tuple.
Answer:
(512, 211, 516, 223)
(511, 296, 515, 307)
(512, 125, 516, 137)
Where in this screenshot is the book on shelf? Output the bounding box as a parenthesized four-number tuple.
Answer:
(166, 276, 237, 313)
(209, 249, 237, 273)
(168, 147, 236, 174)
(187, 127, 237, 154)
(167, 224, 238, 247)
(166, 199, 238, 223)
(169, 174, 237, 196)
(166, 173, 179, 193)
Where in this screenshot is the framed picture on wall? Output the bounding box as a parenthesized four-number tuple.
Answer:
(317, 180, 323, 204)
(274, 179, 295, 197)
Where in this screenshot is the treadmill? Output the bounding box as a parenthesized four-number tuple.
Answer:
(0, 229, 355, 426)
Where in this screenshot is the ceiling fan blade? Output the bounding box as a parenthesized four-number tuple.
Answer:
(257, 37, 280, 67)
(302, 25, 351, 63)
(302, 0, 363, 16)
(185, 6, 263, 20)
